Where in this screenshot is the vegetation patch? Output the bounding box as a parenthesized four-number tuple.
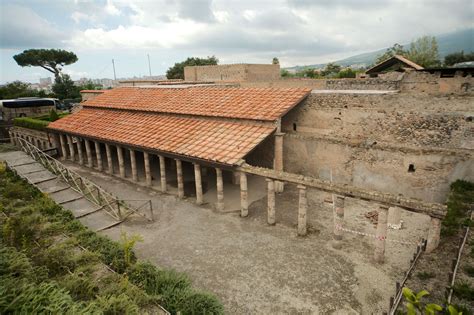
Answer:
(0, 163, 224, 314)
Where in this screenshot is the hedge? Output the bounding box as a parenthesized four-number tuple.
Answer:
(13, 117, 50, 131)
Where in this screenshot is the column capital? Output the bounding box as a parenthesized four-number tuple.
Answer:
(297, 184, 306, 190)
(265, 178, 274, 182)
(275, 132, 285, 137)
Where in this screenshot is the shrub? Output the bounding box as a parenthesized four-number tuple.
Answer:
(453, 281, 474, 301)
(178, 290, 224, 315)
(60, 272, 99, 301)
(13, 117, 50, 130)
(49, 109, 59, 122)
(442, 180, 474, 236)
(465, 265, 474, 277)
(95, 294, 140, 315)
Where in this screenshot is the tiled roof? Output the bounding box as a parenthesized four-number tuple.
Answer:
(82, 86, 311, 121)
(48, 108, 275, 165)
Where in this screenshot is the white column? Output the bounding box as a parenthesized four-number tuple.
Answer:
(130, 149, 138, 182)
(194, 163, 203, 205)
(216, 168, 224, 211)
(426, 217, 441, 253)
(105, 143, 113, 174)
(144, 152, 152, 186)
(95, 141, 103, 171)
(117, 146, 125, 178)
(159, 155, 167, 192)
(85, 139, 93, 168)
(297, 185, 307, 236)
(240, 172, 248, 217)
(176, 159, 184, 198)
(266, 178, 276, 225)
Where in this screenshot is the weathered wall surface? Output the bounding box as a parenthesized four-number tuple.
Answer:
(276, 92, 473, 203)
(184, 64, 280, 82)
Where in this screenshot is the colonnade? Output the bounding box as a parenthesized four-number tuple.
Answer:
(9, 130, 52, 151)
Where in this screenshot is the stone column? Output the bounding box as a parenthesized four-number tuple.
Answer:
(144, 152, 152, 186)
(388, 207, 402, 229)
(94, 142, 103, 171)
(159, 156, 167, 192)
(85, 139, 93, 168)
(216, 168, 224, 211)
(66, 135, 75, 161)
(117, 146, 125, 178)
(274, 132, 285, 192)
(232, 171, 240, 185)
(105, 143, 113, 174)
(426, 217, 441, 253)
(297, 185, 308, 236)
(266, 178, 276, 225)
(240, 172, 248, 217)
(374, 205, 389, 263)
(194, 163, 203, 205)
(130, 149, 138, 182)
(77, 138, 84, 165)
(59, 134, 67, 160)
(334, 196, 345, 240)
(176, 159, 184, 198)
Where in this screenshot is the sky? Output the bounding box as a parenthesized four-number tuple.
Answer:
(0, 0, 473, 83)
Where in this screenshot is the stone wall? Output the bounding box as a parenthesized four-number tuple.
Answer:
(10, 126, 54, 150)
(275, 91, 474, 203)
(80, 91, 104, 102)
(184, 64, 280, 82)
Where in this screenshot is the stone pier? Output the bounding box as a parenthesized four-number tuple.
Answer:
(85, 139, 93, 168)
(105, 143, 113, 174)
(144, 152, 152, 186)
(95, 142, 103, 171)
(334, 196, 345, 240)
(130, 149, 138, 182)
(159, 156, 166, 192)
(216, 168, 224, 211)
(426, 217, 441, 253)
(59, 134, 67, 160)
(266, 178, 276, 225)
(232, 171, 240, 185)
(240, 172, 248, 217)
(374, 205, 389, 263)
(176, 159, 184, 198)
(297, 185, 307, 236)
(77, 139, 84, 165)
(274, 132, 285, 193)
(117, 146, 125, 178)
(194, 163, 203, 205)
(66, 135, 75, 161)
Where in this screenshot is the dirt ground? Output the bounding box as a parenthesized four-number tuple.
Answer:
(60, 161, 432, 314)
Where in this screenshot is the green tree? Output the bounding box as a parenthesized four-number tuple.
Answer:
(321, 63, 342, 77)
(444, 51, 474, 66)
(166, 56, 218, 80)
(375, 43, 407, 65)
(406, 36, 440, 67)
(272, 57, 280, 65)
(0, 81, 47, 99)
(78, 80, 103, 91)
(337, 68, 357, 78)
(13, 49, 78, 79)
(280, 69, 291, 77)
(52, 74, 79, 100)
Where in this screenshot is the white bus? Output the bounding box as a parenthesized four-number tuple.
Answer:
(0, 97, 59, 122)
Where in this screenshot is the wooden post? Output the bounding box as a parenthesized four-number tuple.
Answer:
(130, 149, 138, 182)
(85, 139, 93, 168)
(176, 159, 184, 198)
(194, 163, 203, 205)
(266, 178, 276, 225)
(334, 196, 345, 240)
(426, 217, 441, 253)
(76, 138, 84, 165)
(144, 152, 152, 186)
(374, 205, 389, 263)
(66, 135, 75, 161)
(297, 184, 307, 236)
(216, 168, 224, 211)
(117, 146, 125, 178)
(95, 141, 103, 171)
(159, 155, 166, 192)
(105, 143, 113, 174)
(59, 134, 67, 160)
(240, 172, 248, 217)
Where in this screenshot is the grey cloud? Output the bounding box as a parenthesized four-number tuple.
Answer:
(287, 0, 389, 9)
(176, 0, 215, 23)
(0, 5, 66, 48)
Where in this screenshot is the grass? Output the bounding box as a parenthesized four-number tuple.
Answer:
(464, 265, 474, 277)
(441, 180, 474, 237)
(453, 281, 474, 301)
(0, 162, 224, 314)
(416, 271, 435, 280)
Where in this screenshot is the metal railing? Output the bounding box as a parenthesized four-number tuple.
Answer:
(16, 137, 153, 222)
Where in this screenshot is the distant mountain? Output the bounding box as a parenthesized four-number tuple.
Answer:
(286, 28, 473, 71)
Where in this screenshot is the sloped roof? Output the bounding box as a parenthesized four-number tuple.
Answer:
(82, 86, 311, 121)
(366, 55, 424, 74)
(48, 108, 274, 165)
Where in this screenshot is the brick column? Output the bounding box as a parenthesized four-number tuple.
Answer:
(240, 172, 248, 217)
(159, 155, 166, 192)
(374, 205, 389, 263)
(274, 132, 285, 192)
(105, 143, 113, 174)
(85, 139, 93, 168)
(266, 178, 276, 225)
(59, 134, 67, 160)
(334, 196, 345, 240)
(297, 185, 307, 236)
(95, 141, 103, 171)
(76, 138, 84, 165)
(66, 135, 75, 161)
(194, 163, 203, 205)
(144, 152, 152, 186)
(117, 146, 125, 178)
(216, 168, 224, 211)
(129, 149, 138, 182)
(176, 159, 184, 198)
(426, 217, 441, 253)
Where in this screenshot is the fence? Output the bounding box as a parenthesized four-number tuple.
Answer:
(16, 137, 154, 222)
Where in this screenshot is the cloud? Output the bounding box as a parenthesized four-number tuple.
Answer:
(105, 0, 121, 16)
(0, 4, 66, 48)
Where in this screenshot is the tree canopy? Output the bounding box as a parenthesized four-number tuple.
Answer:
(0, 81, 50, 100)
(375, 43, 406, 65)
(272, 57, 280, 65)
(13, 49, 78, 79)
(166, 56, 218, 79)
(444, 51, 474, 66)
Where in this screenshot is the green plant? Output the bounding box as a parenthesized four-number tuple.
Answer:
(120, 231, 143, 267)
(13, 117, 50, 130)
(60, 272, 99, 301)
(49, 109, 59, 121)
(416, 271, 435, 280)
(464, 265, 474, 277)
(442, 180, 474, 236)
(453, 282, 474, 301)
(402, 288, 442, 315)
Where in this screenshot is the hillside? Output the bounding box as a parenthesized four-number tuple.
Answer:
(286, 28, 473, 71)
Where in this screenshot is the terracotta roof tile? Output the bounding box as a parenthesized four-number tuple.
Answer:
(48, 108, 275, 165)
(82, 86, 311, 121)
